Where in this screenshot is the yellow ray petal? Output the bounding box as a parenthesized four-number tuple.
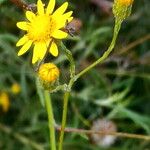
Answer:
(38, 42, 47, 60)
(55, 11, 73, 29)
(17, 22, 28, 30)
(32, 43, 39, 64)
(26, 11, 35, 21)
(49, 42, 58, 57)
(37, 0, 44, 15)
(67, 17, 73, 22)
(46, 0, 55, 14)
(63, 11, 73, 19)
(46, 39, 51, 47)
(53, 2, 68, 17)
(18, 40, 32, 56)
(32, 42, 47, 63)
(55, 19, 66, 30)
(16, 36, 29, 47)
(52, 30, 68, 39)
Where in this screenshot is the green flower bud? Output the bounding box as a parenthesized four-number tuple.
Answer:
(113, 0, 134, 21)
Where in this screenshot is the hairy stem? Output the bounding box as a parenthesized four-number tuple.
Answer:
(61, 42, 75, 78)
(44, 90, 56, 150)
(58, 92, 70, 150)
(58, 19, 122, 150)
(75, 19, 122, 80)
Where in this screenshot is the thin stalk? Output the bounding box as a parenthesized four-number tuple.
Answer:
(75, 19, 122, 80)
(58, 19, 123, 150)
(61, 42, 75, 78)
(44, 90, 56, 150)
(58, 42, 76, 150)
(56, 125, 150, 141)
(58, 92, 70, 150)
(0, 123, 44, 150)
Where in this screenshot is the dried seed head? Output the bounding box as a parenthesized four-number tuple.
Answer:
(90, 118, 117, 148)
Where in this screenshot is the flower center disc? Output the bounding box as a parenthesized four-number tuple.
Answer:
(28, 15, 55, 42)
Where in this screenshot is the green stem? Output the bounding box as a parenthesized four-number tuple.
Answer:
(58, 19, 122, 150)
(75, 19, 122, 80)
(60, 42, 75, 78)
(58, 92, 70, 150)
(44, 90, 56, 150)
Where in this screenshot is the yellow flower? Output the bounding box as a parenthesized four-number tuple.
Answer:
(38, 63, 59, 83)
(16, 0, 73, 64)
(11, 83, 21, 94)
(117, 0, 133, 6)
(0, 92, 10, 112)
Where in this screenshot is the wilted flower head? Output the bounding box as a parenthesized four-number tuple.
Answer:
(11, 83, 21, 94)
(90, 118, 117, 148)
(38, 63, 59, 84)
(113, 0, 134, 21)
(16, 0, 73, 64)
(0, 92, 10, 112)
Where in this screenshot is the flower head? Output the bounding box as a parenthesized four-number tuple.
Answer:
(117, 0, 133, 6)
(0, 92, 10, 112)
(113, 0, 134, 21)
(90, 119, 117, 148)
(16, 0, 73, 64)
(11, 83, 21, 94)
(38, 63, 59, 83)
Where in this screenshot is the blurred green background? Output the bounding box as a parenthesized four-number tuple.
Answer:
(0, 0, 150, 149)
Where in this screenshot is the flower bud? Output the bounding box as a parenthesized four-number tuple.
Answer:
(113, 0, 134, 21)
(38, 63, 60, 89)
(11, 83, 21, 95)
(118, 0, 133, 6)
(0, 92, 10, 112)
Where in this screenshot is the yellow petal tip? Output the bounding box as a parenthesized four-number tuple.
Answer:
(17, 52, 22, 56)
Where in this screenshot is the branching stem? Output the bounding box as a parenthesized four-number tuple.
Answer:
(58, 19, 122, 150)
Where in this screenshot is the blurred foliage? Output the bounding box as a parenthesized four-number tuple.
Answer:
(0, 0, 150, 150)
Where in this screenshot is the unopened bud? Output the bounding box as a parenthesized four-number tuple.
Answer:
(0, 92, 10, 112)
(113, 0, 134, 21)
(38, 63, 60, 89)
(11, 83, 21, 95)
